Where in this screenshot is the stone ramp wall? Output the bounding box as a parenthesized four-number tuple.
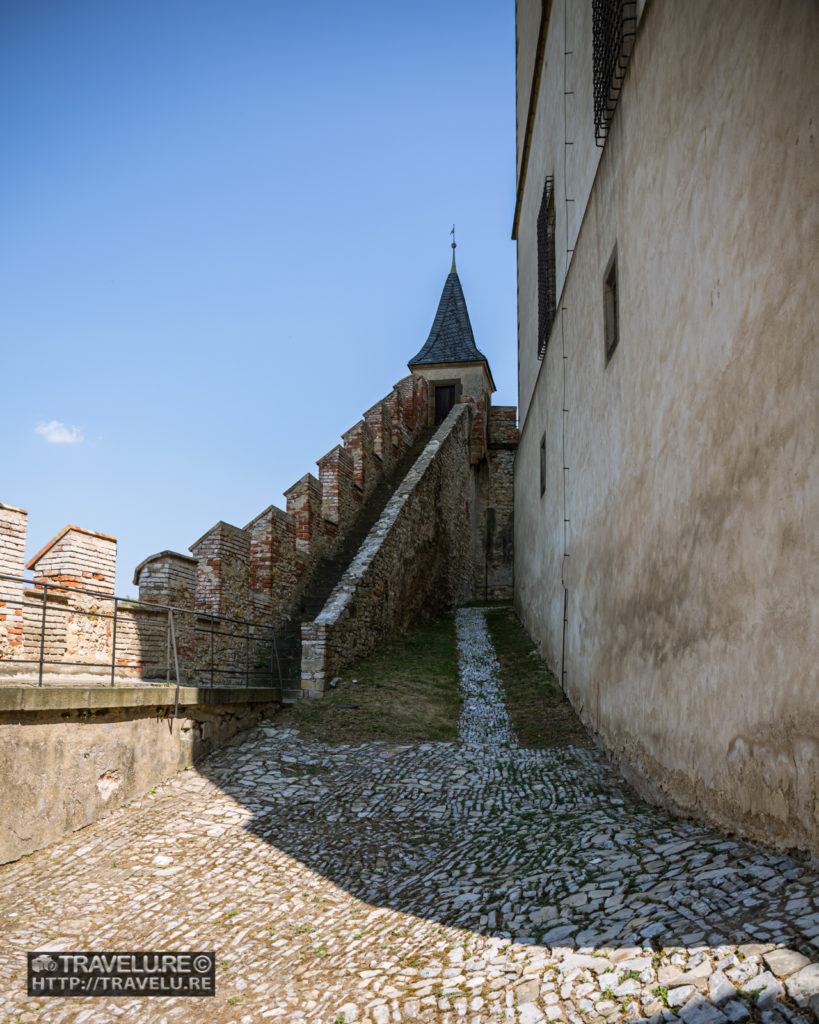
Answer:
(300, 402, 474, 696)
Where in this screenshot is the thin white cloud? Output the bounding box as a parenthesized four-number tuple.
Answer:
(35, 420, 85, 445)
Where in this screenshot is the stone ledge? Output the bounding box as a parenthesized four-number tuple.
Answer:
(0, 685, 280, 713)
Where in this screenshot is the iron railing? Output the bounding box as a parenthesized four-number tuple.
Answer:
(0, 573, 285, 697)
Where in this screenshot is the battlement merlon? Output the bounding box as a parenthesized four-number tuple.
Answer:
(341, 419, 379, 499)
(244, 504, 299, 621)
(26, 525, 117, 597)
(284, 473, 326, 560)
(363, 397, 394, 474)
(189, 521, 251, 619)
(133, 551, 197, 607)
(317, 444, 358, 532)
(0, 504, 28, 589)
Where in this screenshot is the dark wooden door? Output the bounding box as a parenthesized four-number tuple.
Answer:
(434, 385, 455, 424)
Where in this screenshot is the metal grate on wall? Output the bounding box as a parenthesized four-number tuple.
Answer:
(537, 175, 556, 359)
(592, 0, 637, 146)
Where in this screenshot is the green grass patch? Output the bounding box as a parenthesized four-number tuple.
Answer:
(482, 604, 593, 749)
(282, 613, 461, 744)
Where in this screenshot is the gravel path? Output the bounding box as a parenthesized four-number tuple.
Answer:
(0, 607, 817, 1023)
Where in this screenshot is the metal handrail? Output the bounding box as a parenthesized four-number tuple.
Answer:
(0, 572, 283, 695)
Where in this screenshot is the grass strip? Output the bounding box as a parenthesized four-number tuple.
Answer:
(482, 604, 593, 749)
(282, 612, 461, 745)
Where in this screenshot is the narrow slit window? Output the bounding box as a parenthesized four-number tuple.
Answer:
(604, 250, 619, 363)
(539, 432, 547, 497)
(537, 175, 556, 359)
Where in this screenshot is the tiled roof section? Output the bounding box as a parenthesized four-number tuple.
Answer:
(408, 271, 489, 367)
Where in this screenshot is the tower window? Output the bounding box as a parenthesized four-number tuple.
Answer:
(537, 175, 556, 359)
(593, 0, 637, 146)
(604, 249, 619, 363)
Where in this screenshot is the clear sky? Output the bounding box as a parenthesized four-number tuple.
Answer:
(1, 0, 517, 595)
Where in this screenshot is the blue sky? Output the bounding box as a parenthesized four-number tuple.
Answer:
(1, 0, 517, 595)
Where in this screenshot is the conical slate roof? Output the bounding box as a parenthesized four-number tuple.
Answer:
(408, 271, 490, 367)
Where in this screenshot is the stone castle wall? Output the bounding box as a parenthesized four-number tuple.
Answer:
(301, 403, 475, 695)
(135, 374, 432, 630)
(1, 369, 516, 687)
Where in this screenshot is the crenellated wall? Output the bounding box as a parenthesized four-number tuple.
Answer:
(301, 403, 475, 695)
(134, 375, 431, 632)
(0, 366, 516, 690)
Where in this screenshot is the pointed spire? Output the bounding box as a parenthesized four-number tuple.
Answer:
(450, 224, 457, 273)
(407, 260, 490, 368)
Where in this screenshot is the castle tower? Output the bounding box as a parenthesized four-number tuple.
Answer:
(408, 255, 495, 426)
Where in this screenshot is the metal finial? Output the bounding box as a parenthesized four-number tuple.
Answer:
(450, 224, 457, 272)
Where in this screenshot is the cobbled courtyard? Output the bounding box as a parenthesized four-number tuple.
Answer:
(1, 608, 817, 1024)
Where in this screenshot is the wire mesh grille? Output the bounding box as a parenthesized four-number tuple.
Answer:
(593, 0, 637, 146)
(537, 175, 556, 359)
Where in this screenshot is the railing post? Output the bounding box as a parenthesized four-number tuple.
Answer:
(38, 583, 48, 687)
(166, 610, 171, 685)
(271, 626, 283, 695)
(210, 615, 215, 688)
(169, 609, 181, 718)
(245, 622, 250, 688)
(110, 597, 118, 687)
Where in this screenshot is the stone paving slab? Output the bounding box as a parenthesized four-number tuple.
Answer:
(0, 608, 817, 1023)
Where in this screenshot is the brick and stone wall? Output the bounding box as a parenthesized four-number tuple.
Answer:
(245, 506, 304, 621)
(317, 445, 359, 535)
(3, 359, 515, 688)
(301, 403, 475, 695)
(136, 376, 431, 642)
(0, 504, 27, 659)
(486, 407, 518, 599)
(189, 522, 251, 619)
(27, 526, 116, 595)
(25, 527, 117, 668)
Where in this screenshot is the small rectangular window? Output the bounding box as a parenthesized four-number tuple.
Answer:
(537, 175, 556, 359)
(604, 249, 619, 363)
(539, 432, 546, 497)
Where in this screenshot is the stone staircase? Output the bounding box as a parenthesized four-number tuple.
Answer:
(274, 427, 435, 699)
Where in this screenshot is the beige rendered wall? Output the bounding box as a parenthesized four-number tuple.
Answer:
(514, 0, 819, 855)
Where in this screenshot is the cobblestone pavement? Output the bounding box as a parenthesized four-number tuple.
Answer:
(1, 607, 818, 1024)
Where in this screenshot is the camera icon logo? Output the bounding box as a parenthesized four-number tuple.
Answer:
(30, 955, 58, 972)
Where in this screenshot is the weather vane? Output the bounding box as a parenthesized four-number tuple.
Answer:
(450, 224, 457, 272)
